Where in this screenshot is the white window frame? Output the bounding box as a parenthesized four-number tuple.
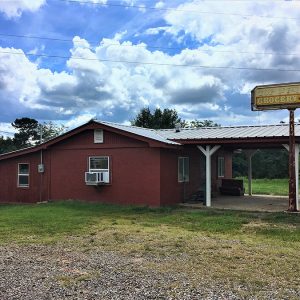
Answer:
(18, 163, 30, 188)
(218, 156, 225, 178)
(178, 157, 189, 183)
(88, 156, 110, 183)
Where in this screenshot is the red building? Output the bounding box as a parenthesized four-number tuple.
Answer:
(0, 120, 297, 207)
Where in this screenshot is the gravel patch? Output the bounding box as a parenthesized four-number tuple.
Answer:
(0, 244, 297, 300)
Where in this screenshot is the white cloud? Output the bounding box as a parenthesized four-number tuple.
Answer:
(0, 38, 229, 124)
(64, 113, 96, 129)
(0, 0, 46, 18)
(2, 1, 300, 126)
(0, 122, 16, 138)
(155, 2, 165, 9)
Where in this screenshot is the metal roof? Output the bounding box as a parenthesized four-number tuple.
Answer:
(97, 121, 299, 143)
(156, 124, 300, 141)
(95, 121, 180, 145)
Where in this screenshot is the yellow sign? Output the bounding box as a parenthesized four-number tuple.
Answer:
(251, 82, 300, 111)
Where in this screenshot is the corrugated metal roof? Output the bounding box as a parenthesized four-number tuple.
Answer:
(97, 121, 299, 143)
(95, 121, 180, 145)
(156, 124, 300, 141)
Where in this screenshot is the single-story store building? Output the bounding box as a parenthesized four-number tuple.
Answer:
(0, 120, 299, 208)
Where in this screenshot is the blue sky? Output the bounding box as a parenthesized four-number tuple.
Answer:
(1, 0, 300, 135)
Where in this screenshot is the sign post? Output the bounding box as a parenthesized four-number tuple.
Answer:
(251, 82, 300, 212)
(289, 109, 297, 211)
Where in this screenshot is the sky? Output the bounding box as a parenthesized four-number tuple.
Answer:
(1, 0, 300, 135)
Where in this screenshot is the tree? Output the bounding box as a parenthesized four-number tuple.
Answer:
(12, 118, 39, 148)
(0, 136, 17, 154)
(10, 117, 66, 151)
(189, 119, 220, 128)
(39, 121, 67, 143)
(131, 107, 183, 129)
(132, 107, 153, 128)
(233, 149, 289, 179)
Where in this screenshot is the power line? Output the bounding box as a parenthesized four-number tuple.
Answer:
(53, 0, 300, 20)
(0, 33, 299, 57)
(1, 49, 300, 72)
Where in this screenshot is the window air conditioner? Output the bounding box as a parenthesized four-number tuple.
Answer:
(85, 172, 109, 185)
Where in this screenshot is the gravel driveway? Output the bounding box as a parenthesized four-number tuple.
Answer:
(0, 244, 246, 300)
(0, 244, 298, 300)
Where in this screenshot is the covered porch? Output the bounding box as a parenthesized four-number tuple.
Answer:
(181, 194, 288, 212)
(161, 123, 300, 211)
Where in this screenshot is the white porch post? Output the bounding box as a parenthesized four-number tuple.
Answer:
(283, 144, 299, 210)
(197, 145, 221, 207)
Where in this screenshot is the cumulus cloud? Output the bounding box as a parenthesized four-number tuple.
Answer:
(2, 0, 300, 129)
(0, 37, 229, 126)
(0, 0, 46, 18)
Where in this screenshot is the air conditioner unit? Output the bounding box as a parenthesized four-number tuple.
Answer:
(85, 172, 109, 185)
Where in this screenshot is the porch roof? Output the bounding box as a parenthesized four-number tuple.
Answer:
(157, 124, 300, 144)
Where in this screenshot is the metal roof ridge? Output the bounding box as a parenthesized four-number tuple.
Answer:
(95, 120, 158, 132)
(157, 123, 296, 132)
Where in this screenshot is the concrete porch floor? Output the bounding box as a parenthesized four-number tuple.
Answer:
(181, 194, 289, 212)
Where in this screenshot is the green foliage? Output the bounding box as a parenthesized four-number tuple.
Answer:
(233, 149, 289, 179)
(12, 117, 39, 148)
(0, 136, 17, 154)
(0, 117, 67, 154)
(131, 107, 220, 129)
(188, 119, 220, 128)
(131, 107, 183, 129)
(39, 121, 67, 143)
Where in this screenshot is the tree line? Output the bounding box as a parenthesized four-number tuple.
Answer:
(131, 107, 220, 128)
(233, 149, 289, 179)
(0, 117, 66, 154)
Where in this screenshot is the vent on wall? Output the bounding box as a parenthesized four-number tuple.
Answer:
(94, 129, 103, 143)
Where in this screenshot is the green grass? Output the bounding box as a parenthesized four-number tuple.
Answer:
(236, 177, 289, 196)
(0, 200, 299, 244)
(1, 201, 300, 298)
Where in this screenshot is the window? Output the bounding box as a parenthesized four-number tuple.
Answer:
(88, 156, 110, 183)
(94, 129, 103, 143)
(18, 163, 29, 187)
(218, 156, 225, 177)
(178, 157, 189, 182)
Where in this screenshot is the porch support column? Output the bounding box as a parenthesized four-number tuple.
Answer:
(243, 150, 257, 196)
(283, 144, 299, 211)
(197, 145, 221, 207)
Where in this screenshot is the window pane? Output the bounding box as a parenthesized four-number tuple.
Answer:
(178, 158, 184, 182)
(19, 175, 29, 186)
(90, 157, 108, 170)
(183, 158, 189, 181)
(178, 157, 189, 182)
(218, 157, 225, 177)
(19, 164, 29, 174)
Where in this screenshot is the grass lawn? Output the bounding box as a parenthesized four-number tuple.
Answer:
(0, 201, 300, 298)
(237, 177, 289, 196)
